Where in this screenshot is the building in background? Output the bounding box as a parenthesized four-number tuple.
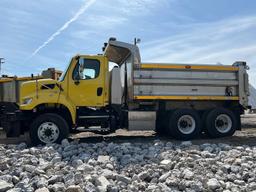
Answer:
(41, 68, 62, 80)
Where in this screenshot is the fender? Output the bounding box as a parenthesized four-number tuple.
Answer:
(20, 97, 77, 124)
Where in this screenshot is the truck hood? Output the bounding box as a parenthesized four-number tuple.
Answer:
(22, 78, 58, 89)
(20, 78, 58, 104)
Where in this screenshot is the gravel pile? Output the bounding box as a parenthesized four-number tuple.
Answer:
(1, 139, 256, 192)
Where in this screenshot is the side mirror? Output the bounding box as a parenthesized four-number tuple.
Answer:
(79, 58, 85, 66)
(74, 72, 80, 85)
(73, 57, 84, 85)
(74, 74, 80, 81)
(74, 75, 80, 85)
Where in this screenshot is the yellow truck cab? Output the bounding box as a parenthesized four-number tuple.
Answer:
(0, 38, 250, 145)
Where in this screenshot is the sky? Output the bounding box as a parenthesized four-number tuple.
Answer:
(0, 0, 256, 86)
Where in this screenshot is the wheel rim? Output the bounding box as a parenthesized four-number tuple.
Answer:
(177, 115, 196, 134)
(37, 122, 60, 144)
(215, 114, 232, 133)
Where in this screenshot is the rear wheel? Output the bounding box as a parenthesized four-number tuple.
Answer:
(168, 109, 201, 140)
(30, 113, 69, 145)
(205, 108, 237, 138)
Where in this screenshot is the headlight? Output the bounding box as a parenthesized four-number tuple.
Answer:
(23, 98, 33, 105)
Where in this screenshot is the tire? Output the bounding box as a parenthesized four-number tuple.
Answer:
(29, 113, 69, 145)
(167, 109, 201, 140)
(205, 108, 237, 138)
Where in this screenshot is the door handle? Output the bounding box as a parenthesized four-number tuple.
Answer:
(97, 87, 103, 96)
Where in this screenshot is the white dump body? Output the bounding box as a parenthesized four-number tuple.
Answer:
(106, 39, 250, 109)
(133, 62, 249, 107)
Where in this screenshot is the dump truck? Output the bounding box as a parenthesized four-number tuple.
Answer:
(0, 38, 250, 144)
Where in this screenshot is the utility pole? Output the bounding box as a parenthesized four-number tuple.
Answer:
(0, 58, 5, 77)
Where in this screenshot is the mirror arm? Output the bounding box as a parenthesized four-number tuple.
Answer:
(74, 80, 80, 85)
(75, 55, 80, 60)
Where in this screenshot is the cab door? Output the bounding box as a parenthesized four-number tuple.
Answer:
(68, 56, 106, 107)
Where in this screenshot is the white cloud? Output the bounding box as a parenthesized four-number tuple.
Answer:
(70, 0, 166, 43)
(92, 0, 165, 16)
(79, 15, 127, 29)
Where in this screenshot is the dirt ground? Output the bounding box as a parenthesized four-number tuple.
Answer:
(1, 114, 256, 146)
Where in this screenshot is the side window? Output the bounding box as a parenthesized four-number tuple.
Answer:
(73, 59, 100, 80)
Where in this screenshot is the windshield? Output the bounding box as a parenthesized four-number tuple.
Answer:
(58, 58, 72, 82)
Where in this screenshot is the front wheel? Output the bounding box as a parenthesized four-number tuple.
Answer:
(30, 113, 69, 145)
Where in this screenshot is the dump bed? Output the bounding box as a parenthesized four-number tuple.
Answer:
(105, 39, 249, 108)
(133, 62, 249, 107)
